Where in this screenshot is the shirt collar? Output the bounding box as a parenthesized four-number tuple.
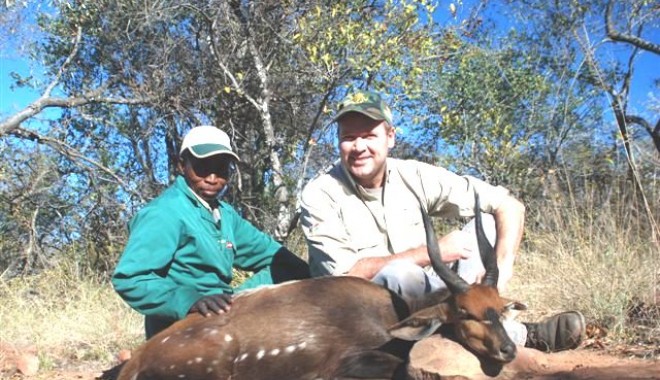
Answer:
(175, 175, 222, 223)
(175, 175, 218, 211)
(337, 160, 391, 201)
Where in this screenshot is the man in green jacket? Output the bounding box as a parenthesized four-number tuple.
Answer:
(112, 125, 309, 339)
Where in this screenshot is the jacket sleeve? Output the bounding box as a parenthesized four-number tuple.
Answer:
(299, 180, 359, 277)
(224, 204, 282, 273)
(112, 206, 201, 321)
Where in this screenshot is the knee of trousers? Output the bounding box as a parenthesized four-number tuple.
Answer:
(375, 260, 426, 281)
(372, 260, 429, 297)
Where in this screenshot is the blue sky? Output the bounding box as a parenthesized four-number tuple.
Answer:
(1, 57, 45, 116)
(0, 56, 67, 127)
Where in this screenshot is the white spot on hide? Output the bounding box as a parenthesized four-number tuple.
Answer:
(161, 336, 170, 344)
(256, 350, 265, 360)
(284, 345, 296, 353)
(269, 348, 280, 356)
(224, 334, 233, 342)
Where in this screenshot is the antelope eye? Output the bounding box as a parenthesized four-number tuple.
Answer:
(458, 309, 481, 321)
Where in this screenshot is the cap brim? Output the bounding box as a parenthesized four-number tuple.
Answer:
(333, 107, 388, 124)
(188, 144, 240, 161)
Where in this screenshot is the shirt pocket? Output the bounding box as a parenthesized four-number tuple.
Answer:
(386, 205, 426, 253)
(342, 215, 387, 257)
(397, 204, 423, 227)
(214, 232, 236, 261)
(192, 229, 232, 267)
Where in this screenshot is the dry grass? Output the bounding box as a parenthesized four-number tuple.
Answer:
(509, 193, 660, 355)
(0, 261, 143, 373)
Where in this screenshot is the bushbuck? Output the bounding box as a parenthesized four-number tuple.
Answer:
(116, 194, 524, 380)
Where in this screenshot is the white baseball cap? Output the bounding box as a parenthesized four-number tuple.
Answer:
(179, 126, 240, 161)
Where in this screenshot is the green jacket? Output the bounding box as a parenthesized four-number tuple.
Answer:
(112, 175, 282, 321)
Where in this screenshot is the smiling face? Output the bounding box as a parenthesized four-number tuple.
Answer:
(338, 112, 395, 189)
(178, 152, 234, 202)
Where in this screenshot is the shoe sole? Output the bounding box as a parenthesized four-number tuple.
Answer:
(559, 311, 586, 351)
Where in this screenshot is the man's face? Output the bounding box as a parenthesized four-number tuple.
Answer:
(338, 112, 395, 188)
(179, 153, 234, 201)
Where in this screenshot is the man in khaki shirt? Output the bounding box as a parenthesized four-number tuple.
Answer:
(300, 90, 585, 353)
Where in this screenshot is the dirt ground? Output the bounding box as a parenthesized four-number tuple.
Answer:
(514, 349, 660, 379)
(408, 336, 660, 380)
(1, 345, 659, 380)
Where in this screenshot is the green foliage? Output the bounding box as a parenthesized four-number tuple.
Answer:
(411, 40, 595, 197)
(430, 46, 544, 173)
(293, 0, 437, 96)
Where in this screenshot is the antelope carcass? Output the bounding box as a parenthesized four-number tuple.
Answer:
(117, 195, 524, 380)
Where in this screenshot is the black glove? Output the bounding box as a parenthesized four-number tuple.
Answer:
(189, 293, 233, 316)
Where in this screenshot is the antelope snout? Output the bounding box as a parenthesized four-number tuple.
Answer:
(498, 340, 517, 363)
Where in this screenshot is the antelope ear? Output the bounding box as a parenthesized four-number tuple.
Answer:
(387, 304, 450, 341)
(502, 298, 528, 320)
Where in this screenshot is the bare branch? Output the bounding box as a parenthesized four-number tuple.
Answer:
(0, 26, 156, 136)
(25, 207, 40, 274)
(625, 115, 652, 135)
(43, 26, 83, 97)
(206, 25, 260, 111)
(626, 114, 660, 153)
(573, 27, 615, 94)
(8, 127, 145, 203)
(0, 85, 156, 136)
(606, 0, 660, 55)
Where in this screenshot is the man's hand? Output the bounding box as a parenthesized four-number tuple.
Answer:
(438, 230, 473, 263)
(189, 294, 233, 317)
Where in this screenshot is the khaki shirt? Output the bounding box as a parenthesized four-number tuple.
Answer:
(300, 158, 510, 277)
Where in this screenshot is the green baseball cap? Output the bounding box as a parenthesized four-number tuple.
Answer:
(333, 90, 393, 126)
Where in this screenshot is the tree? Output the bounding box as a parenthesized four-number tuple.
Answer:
(407, 20, 604, 201)
(500, 0, 659, 240)
(0, 0, 451, 274)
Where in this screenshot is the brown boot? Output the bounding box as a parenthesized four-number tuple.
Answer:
(524, 311, 586, 352)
